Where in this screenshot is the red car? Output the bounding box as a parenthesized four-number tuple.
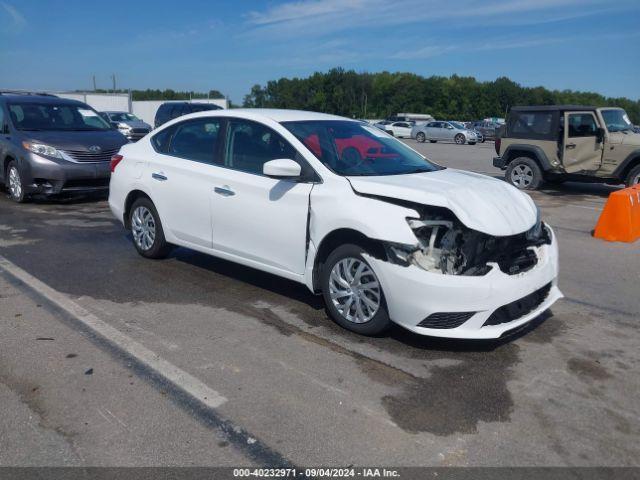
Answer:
(303, 134, 399, 163)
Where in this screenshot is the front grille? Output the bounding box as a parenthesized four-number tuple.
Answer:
(130, 128, 150, 134)
(417, 311, 476, 329)
(483, 283, 552, 327)
(62, 148, 120, 163)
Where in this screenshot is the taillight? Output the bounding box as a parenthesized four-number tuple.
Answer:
(110, 154, 123, 173)
(494, 137, 501, 155)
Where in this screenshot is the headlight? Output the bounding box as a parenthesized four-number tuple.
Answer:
(22, 141, 68, 160)
(117, 123, 131, 131)
(526, 206, 543, 241)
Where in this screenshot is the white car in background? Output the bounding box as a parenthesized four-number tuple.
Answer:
(384, 121, 413, 138)
(109, 109, 561, 339)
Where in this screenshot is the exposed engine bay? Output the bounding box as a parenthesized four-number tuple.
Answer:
(386, 207, 551, 276)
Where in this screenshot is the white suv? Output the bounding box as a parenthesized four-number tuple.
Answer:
(109, 109, 561, 339)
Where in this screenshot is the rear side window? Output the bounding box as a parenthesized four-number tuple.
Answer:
(567, 113, 597, 137)
(168, 118, 222, 163)
(508, 112, 554, 138)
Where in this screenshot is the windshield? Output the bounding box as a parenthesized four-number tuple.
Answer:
(108, 112, 139, 122)
(9, 103, 112, 131)
(282, 120, 441, 176)
(601, 109, 633, 132)
(449, 122, 465, 130)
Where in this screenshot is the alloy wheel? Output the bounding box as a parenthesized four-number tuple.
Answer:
(455, 134, 465, 145)
(510, 164, 534, 188)
(329, 257, 381, 324)
(131, 206, 156, 251)
(8, 166, 22, 200)
(416, 132, 425, 143)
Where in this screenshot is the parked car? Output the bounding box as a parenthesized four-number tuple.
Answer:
(0, 91, 128, 202)
(373, 120, 393, 130)
(494, 105, 640, 189)
(384, 121, 413, 138)
(109, 109, 561, 339)
(412, 121, 478, 145)
(154, 102, 222, 128)
(472, 120, 500, 141)
(100, 111, 151, 142)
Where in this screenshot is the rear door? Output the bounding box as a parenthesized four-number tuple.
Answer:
(147, 117, 224, 248)
(562, 112, 603, 173)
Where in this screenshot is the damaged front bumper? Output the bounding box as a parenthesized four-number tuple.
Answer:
(366, 225, 562, 339)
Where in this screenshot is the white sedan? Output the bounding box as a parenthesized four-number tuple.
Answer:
(384, 121, 413, 138)
(109, 109, 561, 339)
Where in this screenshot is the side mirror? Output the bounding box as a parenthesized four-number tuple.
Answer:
(596, 127, 605, 143)
(263, 159, 301, 179)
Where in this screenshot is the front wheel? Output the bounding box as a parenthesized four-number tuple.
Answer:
(129, 198, 172, 259)
(506, 157, 543, 190)
(455, 134, 466, 145)
(626, 164, 640, 187)
(321, 244, 390, 336)
(416, 132, 426, 143)
(6, 161, 27, 203)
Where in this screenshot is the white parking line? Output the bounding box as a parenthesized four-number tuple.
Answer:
(0, 255, 228, 409)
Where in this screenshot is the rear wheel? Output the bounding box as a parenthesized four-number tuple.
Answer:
(6, 161, 27, 203)
(506, 157, 543, 190)
(321, 244, 390, 336)
(455, 134, 466, 145)
(129, 198, 172, 259)
(625, 164, 640, 187)
(416, 132, 426, 143)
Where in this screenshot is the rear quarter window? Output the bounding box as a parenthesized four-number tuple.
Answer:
(508, 111, 556, 139)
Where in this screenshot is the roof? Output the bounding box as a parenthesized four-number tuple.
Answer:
(0, 93, 86, 106)
(208, 108, 351, 123)
(511, 105, 598, 112)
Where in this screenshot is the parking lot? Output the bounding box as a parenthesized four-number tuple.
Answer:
(1, 140, 639, 467)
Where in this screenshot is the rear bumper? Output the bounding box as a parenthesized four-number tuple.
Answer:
(21, 153, 111, 195)
(493, 156, 506, 169)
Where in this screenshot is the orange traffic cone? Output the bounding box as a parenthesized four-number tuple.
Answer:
(593, 187, 640, 242)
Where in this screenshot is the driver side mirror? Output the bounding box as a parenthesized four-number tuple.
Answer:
(596, 127, 605, 143)
(263, 159, 301, 179)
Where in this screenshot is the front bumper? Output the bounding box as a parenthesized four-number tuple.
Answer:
(367, 226, 562, 339)
(21, 153, 111, 195)
(493, 156, 506, 169)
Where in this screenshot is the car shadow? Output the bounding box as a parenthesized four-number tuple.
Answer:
(171, 247, 550, 353)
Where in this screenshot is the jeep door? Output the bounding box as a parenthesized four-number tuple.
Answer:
(562, 112, 603, 173)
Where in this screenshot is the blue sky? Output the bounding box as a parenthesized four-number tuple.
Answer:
(1, 0, 639, 103)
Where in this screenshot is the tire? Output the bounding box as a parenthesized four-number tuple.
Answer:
(321, 244, 391, 336)
(481, 138, 486, 143)
(429, 140, 437, 143)
(455, 134, 466, 145)
(416, 132, 426, 143)
(625, 164, 640, 187)
(468, 142, 476, 146)
(5, 161, 27, 203)
(129, 197, 172, 259)
(506, 157, 543, 190)
(386, 130, 394, 137)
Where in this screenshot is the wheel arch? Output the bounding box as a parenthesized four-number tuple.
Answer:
(502, 144, 552, 171)
(123, 189, 153, 229)
(311, 228, 387, 292)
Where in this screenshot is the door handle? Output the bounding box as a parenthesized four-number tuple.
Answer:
(152, 172, 167, 181)
(566, 143, 576, 150)
(214, 186, 235, 196)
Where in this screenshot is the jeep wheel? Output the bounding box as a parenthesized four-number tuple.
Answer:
(625, 164, 640, 187)
(506, 157, 543, 190)
(416, 132, 426, 143)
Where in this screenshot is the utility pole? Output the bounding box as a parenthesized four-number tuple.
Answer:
(92, 75, 97, 91)
(111, 74, 116, 93)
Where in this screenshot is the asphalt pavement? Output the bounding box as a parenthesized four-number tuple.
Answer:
(0, 140, 638, 467)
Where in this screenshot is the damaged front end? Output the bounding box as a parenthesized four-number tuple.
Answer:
(385, 207, 551, 276)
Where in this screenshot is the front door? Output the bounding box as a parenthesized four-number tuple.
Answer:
(211, 118, 314, 275)
(562, 112, 603, 173)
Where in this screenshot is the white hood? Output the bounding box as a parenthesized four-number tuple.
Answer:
(348, 168, 537, 236)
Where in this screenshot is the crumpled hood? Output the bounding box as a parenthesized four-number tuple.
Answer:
(348, 168, 538, 236)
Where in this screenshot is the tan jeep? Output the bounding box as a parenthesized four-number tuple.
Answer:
(493, 105, 640, 190)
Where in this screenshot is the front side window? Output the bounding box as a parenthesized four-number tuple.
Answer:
(8, 103, 112, 131)
(166, 118, 222, 163)
(225, 119, 298, 175)
(567, 113, 598, 137)
(283, 120, 441, 177)
(601, 109, 633, 133)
